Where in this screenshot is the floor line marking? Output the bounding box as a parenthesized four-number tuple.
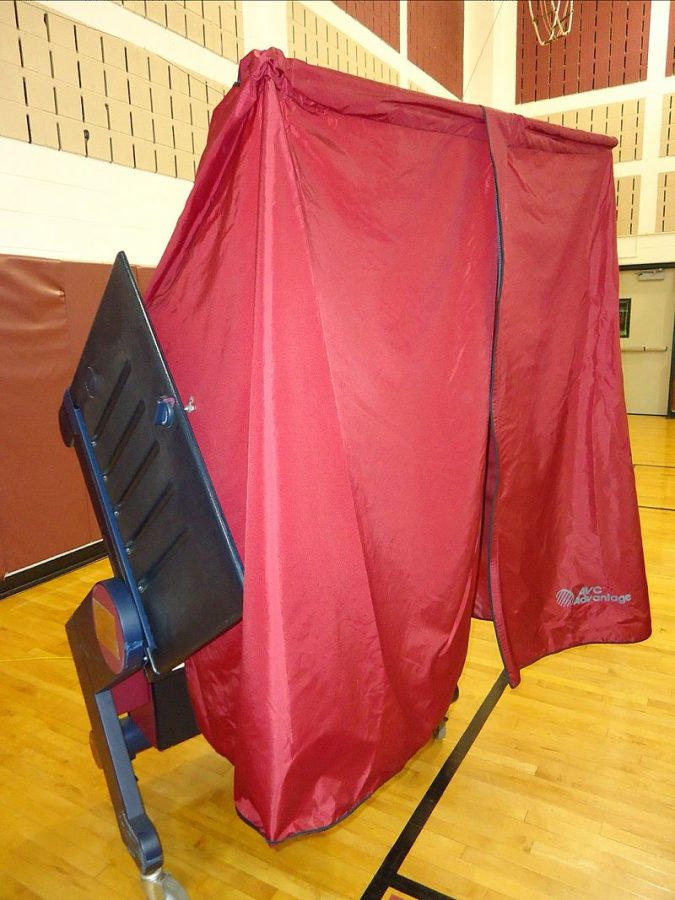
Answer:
(360, 669, 510, 900)
(634, 463, 675, 469)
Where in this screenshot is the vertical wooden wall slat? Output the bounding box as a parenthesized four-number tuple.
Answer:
(667, 1, 675, 75)
(332, 0, 400, 52)
(516, 0, 651, 104)
(407, 0, 463, 98)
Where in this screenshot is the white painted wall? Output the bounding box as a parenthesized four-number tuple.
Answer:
(0, 0, 238, 266)
(6, 1, 673, 269)
(242, 0, 289, 56)
(464, 0, 516, 109)
(0, 0, 458, 267)
(463, 0, 495, 105)
(0, 136, 191, 264)
(463, 0, 675, 266)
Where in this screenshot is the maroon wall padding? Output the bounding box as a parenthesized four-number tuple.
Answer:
(516, 0, 651, 103)
(0, 255, 154, 581)
(133, 265, 157, 298)
(332, 0, 400, 51)
(0, 526, 5, 580)
(407, 0, 464, 98)
(667, 0, 675, 75)
(62, 262, 119, 545)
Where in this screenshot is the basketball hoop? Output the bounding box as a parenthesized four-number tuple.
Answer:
(528, 0, 574, 46)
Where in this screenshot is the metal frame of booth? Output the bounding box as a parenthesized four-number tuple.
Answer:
(60, 253, 243, 899)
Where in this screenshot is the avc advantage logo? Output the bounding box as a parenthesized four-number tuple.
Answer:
(555, 585, 632, 607)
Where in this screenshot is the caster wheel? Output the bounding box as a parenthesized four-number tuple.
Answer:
(140, 869, 189, 900)
(432, 685, 460, 740)
(433, 718, 447, 740)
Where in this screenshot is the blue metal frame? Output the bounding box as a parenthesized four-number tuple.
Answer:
(61, 253, 244, 887)
(61, 390, 158, 668)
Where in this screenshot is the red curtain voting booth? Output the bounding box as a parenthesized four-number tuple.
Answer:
(142, 49, 650, 844)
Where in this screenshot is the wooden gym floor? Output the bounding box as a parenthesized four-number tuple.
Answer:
(0, 414, 673, 900)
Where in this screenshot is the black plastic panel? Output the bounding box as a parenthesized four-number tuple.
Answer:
(69, 252, 243, 672)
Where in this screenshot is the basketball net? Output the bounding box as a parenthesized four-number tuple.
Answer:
(528, 0, 574, 46)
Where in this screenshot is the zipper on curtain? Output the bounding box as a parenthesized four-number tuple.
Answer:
(481, 107, 517, 687)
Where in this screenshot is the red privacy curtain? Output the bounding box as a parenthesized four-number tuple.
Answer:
(480, 110, 650, 681)
(145, 50, 650, 842)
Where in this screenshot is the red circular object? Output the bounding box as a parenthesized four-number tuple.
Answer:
(92, 582, 126, 673)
